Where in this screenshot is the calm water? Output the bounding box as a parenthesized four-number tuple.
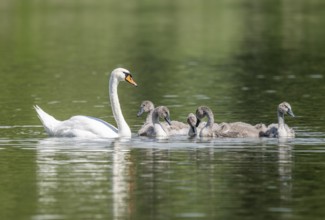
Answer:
(1, 0, 325, 219)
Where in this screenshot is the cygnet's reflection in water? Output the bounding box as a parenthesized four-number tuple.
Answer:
(277, 139, 293, 203)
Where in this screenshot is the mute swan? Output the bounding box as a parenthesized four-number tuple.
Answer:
(34, 68, 137, 138)
(195, 106, 262, 138)
(147, 106, 172, 137)
(137, 100, 189, 136)
(260, 102, 295, 138)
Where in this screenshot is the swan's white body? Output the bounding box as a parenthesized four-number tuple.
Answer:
(34, 106, 119, 138)
(34, 68, 137, 138)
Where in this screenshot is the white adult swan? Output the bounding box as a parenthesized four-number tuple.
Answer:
(260, 102, 295, 138)
(34, 68, 137, 138)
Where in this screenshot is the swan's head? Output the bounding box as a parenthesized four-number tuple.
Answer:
(195, 106, 212, 127)
(155, 106, 172, 125)
(278, 102, 295, 117)
(112, 68, 137, 86)
(137, 100, 155, 117)
(187, 113, 197, 134)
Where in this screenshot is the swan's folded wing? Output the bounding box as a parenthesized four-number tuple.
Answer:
(57, 116, 119, 138)
(84, 116, 118, 133)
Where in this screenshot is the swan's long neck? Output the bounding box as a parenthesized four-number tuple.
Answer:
(109, 76, 131, 137)
(146, 110, 154, 124)
(152, 111, 160, 125)
(277, 111, 285, 129)
(152, 110, 168, 136)
(205, 111, 214, 128)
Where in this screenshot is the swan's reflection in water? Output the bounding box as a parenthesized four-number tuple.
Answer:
(35, 137, 172, 219)
(34, 137, 299, 219)
(112, 141, 132, 220)
(35, 138, 116, 219)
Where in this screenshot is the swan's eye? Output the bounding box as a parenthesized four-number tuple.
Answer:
(122, 71, 130, 77)
(124, 73, 133, 79)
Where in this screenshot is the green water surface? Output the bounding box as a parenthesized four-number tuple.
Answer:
(1, 0, 325, 219)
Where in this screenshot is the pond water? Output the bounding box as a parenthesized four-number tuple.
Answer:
(1, 0, 325, 219)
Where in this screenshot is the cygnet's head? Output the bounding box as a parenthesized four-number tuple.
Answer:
(111, 68, 137, 86)
(195, 106, 212, 127)
(187, 113, 197, 135)
(278, 102, 295, 117)
(137, 100, 155, 117)
(155, 106, 172, 125)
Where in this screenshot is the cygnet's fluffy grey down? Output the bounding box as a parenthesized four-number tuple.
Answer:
(137, 100, 189, 136)
(137, 100, 155, 136)
(149, 106, 172, 137)
(187, 113, 210, 137)
(195, 106, 224, 137)
(195, 106, 264, 138)
(187, 113, 197, 137)
(217, 122, 266, 138)
(260, 102, 295, 138)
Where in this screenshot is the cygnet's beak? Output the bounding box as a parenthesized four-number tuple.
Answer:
(165, 116, 172, 126)
(137, 107, 144, 117)
(191, 126, 197, 134)
(125, 74, 138, 87)
(195, 118, 201, 127)
(287, 109, 295, 117)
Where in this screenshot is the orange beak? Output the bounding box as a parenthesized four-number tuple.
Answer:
(125, 74, 138, 87)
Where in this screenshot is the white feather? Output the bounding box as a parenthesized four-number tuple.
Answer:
(34, 68, 136, 138)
